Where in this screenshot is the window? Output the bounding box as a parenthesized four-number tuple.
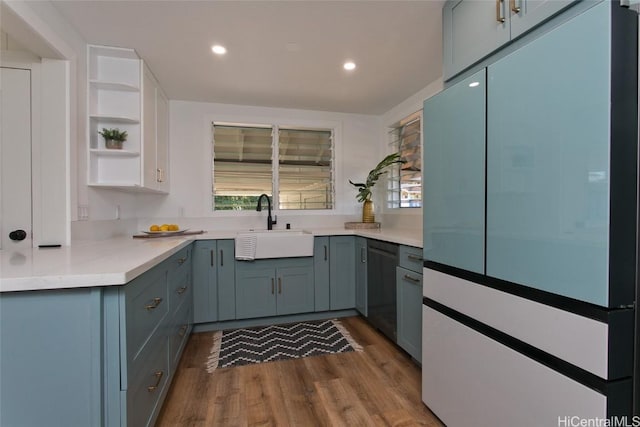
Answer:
(278, 128, 333, 210)
(387, 111, 422, 208)
(212, 123, 334, 211)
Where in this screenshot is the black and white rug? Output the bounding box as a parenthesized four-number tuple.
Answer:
(206, 319, 363, 372)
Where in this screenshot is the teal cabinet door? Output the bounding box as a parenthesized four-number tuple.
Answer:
(313, 236, 330, 311)
(217, 240, 236, 320)
(0, 289, 104, 427)
(510, 0, 576, 39)
(396, 267, 422, 362)
(192, 240, 217, 323)
(355, 237, 368, 316)
(329, 236, 356, 310)
(443, 0, 509, 81)
(276, 261, 314, 315)
(423, 69, 486, 274)
(486, 2, 613, 306)
(236, 261, 277, 319)
(192, 239, 236, 322)
(236, 258, 314, 319)
(443, 0, 578, 81)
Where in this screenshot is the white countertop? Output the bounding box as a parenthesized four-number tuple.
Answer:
(0, 228, 421, 293)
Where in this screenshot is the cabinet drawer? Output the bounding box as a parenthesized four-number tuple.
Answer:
(398, 245, 422, 273)
(125, 265, 169, 363)
(168, 247, 191, 280)
(397, 267, 422, 362)
(169, 303, 192, 369)
(422, 305, 608, 426)
(168, 265, 190, 316)
(127, 329, 170, 427)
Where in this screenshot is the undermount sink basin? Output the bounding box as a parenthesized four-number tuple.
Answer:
(236, 229, 314, 259)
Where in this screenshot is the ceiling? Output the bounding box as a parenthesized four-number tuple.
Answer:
(49, 1, 444, 115)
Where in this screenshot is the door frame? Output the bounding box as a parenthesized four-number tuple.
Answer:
(1, 0, 75, 247)
(1, 51, 41, 249)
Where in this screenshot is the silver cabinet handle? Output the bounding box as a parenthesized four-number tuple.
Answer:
(177, 257, 187, 265)
(324, 245, 328, 261)
(179, 324, 188, 337)
(403, 274, 421, 284)
(496, 0, 506, 23)
(210, 249, 215, 267)
(147, 371, 164, 392)
(510, 0, 520, 13)
(361, 247, 366, 263)
(220, 249, 224, 266)
(145, 297, 163, 310)
(407, 254, 422, 261)
(177, 285, 188, 295)
(278, 277, 282, 294)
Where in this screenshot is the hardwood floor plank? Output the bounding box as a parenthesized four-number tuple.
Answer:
(273, 358, 328, 426)
(314, 378, 375, 426)
(242, 362, 290, 427)
(156, 316, 443, 427)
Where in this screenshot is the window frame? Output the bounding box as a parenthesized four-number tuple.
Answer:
(387, 110, 423, 209)
(209, 119, 337, 214)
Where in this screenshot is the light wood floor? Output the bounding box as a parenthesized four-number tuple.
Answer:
(156, 316, 443, 426)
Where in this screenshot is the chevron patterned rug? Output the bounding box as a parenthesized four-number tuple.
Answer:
(206, 319, 363, 372)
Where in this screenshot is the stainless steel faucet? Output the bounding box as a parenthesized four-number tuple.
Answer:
(256, 194, 277, 230)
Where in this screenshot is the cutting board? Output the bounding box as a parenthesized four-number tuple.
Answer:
(132, 230, 206, 239)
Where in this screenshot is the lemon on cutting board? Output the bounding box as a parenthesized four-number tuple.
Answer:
(149, 224, 179, 232)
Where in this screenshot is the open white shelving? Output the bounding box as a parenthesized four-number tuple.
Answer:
(87, 45, 169, 193)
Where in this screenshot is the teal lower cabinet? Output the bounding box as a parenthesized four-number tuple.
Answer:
(116, 245, 193, 427)
(235, 257, 314, 319)
(329, 236, 356, 310)
(396, 266, 422, 362)
(0, 288, 105, 427)
(192, 239, 236, 323)
(355, 236, 367, 316)
(313, 236, 330, 311)
(0, 244, 194, 427)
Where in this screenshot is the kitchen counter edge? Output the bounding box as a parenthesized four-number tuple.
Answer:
(0, 228, 421, 292)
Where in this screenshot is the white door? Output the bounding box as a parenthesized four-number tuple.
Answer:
(0, 67, 32, 250)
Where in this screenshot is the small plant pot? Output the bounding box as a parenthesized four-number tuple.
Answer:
(362, 200, 375, 223)
(105, 139, 123, 150)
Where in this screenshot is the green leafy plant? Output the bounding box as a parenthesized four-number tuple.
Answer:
(349, 152, 406, 202)
(98, 128, 128, 142)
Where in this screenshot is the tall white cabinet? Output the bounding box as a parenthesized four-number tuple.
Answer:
(87, 45, 169, 193)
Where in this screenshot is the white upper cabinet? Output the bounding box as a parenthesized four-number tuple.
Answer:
(442, 0, 577, 81)
(142, 64, 169, 193)
(87, 45, 169, 193)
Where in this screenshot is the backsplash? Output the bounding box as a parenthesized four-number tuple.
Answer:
(136, 214, 361, 232)
(71, 219, 138, 241)
(71, 212, 422, 242)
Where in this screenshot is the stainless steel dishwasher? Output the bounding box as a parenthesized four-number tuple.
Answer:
(367, 239, 399, 342)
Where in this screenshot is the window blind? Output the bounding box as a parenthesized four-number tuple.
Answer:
(213, 124, 273, 210)
(278, 128, 333, 210)
(388, 111, 422, 208)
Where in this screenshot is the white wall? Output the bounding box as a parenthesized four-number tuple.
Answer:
(134, 100, 380, 230)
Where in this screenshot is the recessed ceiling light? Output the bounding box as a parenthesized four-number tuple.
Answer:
(343, 61, 356, 71)
(469, 81, 480, 87)
(211, 45, 227, 55)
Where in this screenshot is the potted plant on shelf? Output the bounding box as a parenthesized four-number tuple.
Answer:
(349, 152, 405, 223)
(98, 128, 128, 150)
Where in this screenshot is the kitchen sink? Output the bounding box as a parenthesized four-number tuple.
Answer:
(236, 229, 314, 259)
